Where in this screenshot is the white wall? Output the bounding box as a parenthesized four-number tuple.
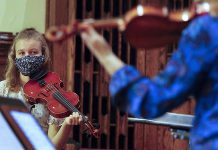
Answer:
(0, 0, 46, 34)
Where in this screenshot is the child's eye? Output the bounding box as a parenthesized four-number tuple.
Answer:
(31, 51, 37, 54)
(19, 51, 25, 55)
(30, 49, 40, 55)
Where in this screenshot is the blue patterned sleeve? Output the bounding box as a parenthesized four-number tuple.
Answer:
(109, 15, 218, 118)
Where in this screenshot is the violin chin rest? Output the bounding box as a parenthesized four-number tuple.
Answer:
(30, 67, 48, 81)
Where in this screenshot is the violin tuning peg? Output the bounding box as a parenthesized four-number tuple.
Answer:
(86, 133, 92, 139)
(91, 119, 100, 129)
(93, 123, 100, 129)
(81, 127, 88, 133)
(82, 130, 92, 138)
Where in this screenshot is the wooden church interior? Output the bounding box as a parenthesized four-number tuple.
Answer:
(0, 0, 196, 149)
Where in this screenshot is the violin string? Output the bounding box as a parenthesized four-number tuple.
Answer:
(54, 92, 84, 117)
(46, 84, 97, 134)
(47, 84, 79, 112)
(46, 83, 87, 120)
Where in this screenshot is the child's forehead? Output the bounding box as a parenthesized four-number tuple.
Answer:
(16, 38, 40, 44)
(15, 39, 41, 51)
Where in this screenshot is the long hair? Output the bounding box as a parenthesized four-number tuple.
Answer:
(5, 28, 50, 92)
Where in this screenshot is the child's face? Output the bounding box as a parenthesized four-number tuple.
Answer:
(15, 39, 42, 59)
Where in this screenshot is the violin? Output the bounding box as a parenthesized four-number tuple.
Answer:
(23, 70, 100, 138)
(45, 2, 210, 49)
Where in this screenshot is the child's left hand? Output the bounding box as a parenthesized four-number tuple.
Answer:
(65, 112, 82, 125)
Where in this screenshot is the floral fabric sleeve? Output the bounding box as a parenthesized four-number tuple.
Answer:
(48, 115, 65, 126)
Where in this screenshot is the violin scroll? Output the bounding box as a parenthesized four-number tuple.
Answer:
(45, 21, 80, 42)
(81, 117, 101, 138)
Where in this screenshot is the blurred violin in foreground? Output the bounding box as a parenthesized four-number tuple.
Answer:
(45, 2, 210, 49)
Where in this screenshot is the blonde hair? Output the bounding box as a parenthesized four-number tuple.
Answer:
(5, 28, 50, 92)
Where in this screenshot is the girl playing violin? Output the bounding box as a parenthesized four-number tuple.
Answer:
(0, 28, 82, 150)
(79, 0, 218, 149)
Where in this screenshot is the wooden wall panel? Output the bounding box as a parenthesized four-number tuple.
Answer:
(0, 32, 14, 80)
(46, 0, 70, 85)
(46, 0, 195, 149)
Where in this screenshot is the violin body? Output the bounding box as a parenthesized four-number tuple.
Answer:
(125, 13, 188, 49)
(124, 4, 208, 49)
(24, 72, 80, 118)
(24, 71, 100, 138)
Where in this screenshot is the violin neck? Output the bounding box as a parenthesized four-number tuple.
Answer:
(81, 18, 125, 31)
(52, 92, 84, 117)
(53, 91, 89, 121)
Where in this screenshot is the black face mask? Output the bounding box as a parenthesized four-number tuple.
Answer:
(15, 55, 45, 76)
